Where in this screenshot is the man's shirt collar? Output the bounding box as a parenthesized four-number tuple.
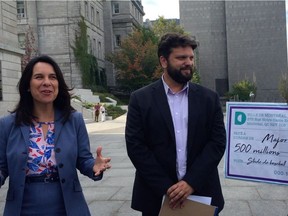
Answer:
(161, 75, 189, 95)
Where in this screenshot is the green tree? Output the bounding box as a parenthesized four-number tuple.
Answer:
(107, 16, 200, 91)
(107, 27, 158, 91)
(152, 16, 185, 37)
(71, 17, 100, 88)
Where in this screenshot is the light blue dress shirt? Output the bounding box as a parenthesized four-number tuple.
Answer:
(162, 76, 189, 180)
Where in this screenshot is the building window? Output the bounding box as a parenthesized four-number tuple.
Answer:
(85, 1, 88, 18)
(18, 33, 25, 49)
(115, 35, 121, 47)
(87, 35, 91, 53)
(17, 0, 25, 19)
(113, 3, 120, 14)
(131, 4, 134, 15)
(96, 11, 100, 27)
(0, 61, 2, 101)
(98, 41, 102, 58)
(91, 6, 95, 23)
(93, 38, 96, 56)
(135, 7, 137, 18)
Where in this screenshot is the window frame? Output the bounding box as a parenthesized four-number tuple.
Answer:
(98, 41, 102, 58)
(96, 10, 100, 27)
(113, 3, 120, 14)
(84, 1, 89, 18)
(91, 6, 95, 23)
(115, 35, 121, 47)
(18, 33, 26, 49)
(16, 0, 25, 19)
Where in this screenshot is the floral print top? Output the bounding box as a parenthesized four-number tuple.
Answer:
(26, 121, 57, 176)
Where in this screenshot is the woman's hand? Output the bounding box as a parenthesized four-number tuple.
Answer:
(93, 146, 111, 176)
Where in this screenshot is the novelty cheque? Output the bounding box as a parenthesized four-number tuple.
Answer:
(225, 102, 288, 185)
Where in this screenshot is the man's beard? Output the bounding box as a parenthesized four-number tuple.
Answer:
(167, 63, 194, 84)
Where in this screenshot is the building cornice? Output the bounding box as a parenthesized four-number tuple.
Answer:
(132, 0, 145, 15)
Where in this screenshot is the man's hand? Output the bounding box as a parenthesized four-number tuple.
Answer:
(93, 146, 111, 176)
(167, 180, 194, 209)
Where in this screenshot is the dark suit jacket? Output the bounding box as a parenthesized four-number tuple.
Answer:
(125, 80, 226, 214)
(0, 110, 102, 216)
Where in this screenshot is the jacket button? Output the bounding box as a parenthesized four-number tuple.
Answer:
(59, 163, 64, 168)
(61, 179, 66, 183)
(55, 148, 61, 153)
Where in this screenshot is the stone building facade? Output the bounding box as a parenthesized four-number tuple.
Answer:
(17, 0, 105, 88)
(0, 0, 145, 116)
(103, 0, 144, 86)
(16, 0, 144, 89)
(0, 0, 145, 115)
(0, 1, 24, 115)
(180, 1, 288, 102)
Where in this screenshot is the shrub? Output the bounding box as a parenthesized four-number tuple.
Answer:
(229, 80, 257, 101)
(105, 105, 126, 119)
(192, 69, 201, 84)
(90, 85, 107, 93)
(82, 101, 94, 109)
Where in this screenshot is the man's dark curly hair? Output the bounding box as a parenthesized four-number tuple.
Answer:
(158, 33, 197, 60)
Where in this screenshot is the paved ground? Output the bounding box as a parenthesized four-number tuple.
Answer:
(1, 114, 288, 215)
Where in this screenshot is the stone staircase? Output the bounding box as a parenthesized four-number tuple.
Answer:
(70, 89, 100, 122)
(71, 98, 94, 122)
(70, 88, 119, 122)
(72, 89, 100, 104)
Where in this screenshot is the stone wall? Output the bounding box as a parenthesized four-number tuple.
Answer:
(0, 1, 24, 116)
(180, 1, 288, 102)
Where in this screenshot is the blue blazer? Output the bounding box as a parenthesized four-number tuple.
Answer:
(126, 80, 226, 214)
(0, 110, 102, 216)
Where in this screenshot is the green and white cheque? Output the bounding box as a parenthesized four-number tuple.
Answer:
(225, 102, 288, 185)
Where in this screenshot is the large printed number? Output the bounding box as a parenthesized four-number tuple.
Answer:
(234, 143, 251, 153)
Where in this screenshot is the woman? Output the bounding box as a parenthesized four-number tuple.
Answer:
(94, 103, 100, 122)
(0, 55, 111, 216)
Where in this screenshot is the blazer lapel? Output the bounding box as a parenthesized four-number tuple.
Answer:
(20, 124, 30, 151)
(153, 80, 175, 141)
(54, 110, 64, 147)
(187, 83, 200, 155)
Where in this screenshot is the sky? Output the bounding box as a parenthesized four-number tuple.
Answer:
(141, 0, 179, 21)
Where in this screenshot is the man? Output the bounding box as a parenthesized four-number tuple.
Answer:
(125, 33, 226, 216)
